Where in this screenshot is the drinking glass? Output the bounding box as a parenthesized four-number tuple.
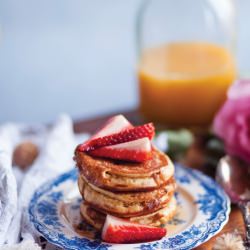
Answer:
(137, 0, 237, 126)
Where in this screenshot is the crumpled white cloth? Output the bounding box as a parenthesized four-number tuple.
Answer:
(0, 125, 19, 245)
(0, 114, 88, 249)
(0, 240, 41, 250)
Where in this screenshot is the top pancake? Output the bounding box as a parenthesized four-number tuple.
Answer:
(74, 148, 174, 192)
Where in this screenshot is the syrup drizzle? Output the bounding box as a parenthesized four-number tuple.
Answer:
(59, 199, 97, 239)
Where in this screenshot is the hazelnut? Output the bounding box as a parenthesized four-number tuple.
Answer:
(13, 141, 39, 170)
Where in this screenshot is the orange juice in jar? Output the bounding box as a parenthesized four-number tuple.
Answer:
(137, 0, 236, 126)
(138, 42, 236, 126)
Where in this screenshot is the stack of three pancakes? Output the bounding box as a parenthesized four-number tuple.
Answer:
(75, 148, 177, 230)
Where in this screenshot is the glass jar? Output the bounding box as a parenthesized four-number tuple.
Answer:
(137, 0, 236, 127)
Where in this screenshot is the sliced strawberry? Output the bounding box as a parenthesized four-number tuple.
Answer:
(79, 123, 155, 152)
(91, 114, 133, 139)
(77, 115, 132, 152)
(89, 137, 152, 162)
(102, 215, 166, 243)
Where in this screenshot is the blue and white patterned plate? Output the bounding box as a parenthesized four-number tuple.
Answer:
(29, 164, 230, 250)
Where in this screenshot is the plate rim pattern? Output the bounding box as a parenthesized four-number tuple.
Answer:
(29, 164, 230, 250)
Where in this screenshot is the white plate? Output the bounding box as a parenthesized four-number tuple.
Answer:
(29, 164, 230, 250)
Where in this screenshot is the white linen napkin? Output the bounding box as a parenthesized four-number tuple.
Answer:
(0, 240, 41, 250)
(0, 114, 89, 249)
(0, 125, 19, 245)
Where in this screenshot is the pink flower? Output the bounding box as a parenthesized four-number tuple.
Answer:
(213, 79, 250, 163)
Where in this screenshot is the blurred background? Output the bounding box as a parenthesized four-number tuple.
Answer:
(0, 0, 249, 123)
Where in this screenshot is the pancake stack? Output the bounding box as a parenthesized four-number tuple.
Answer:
(75, 147, 177, 231)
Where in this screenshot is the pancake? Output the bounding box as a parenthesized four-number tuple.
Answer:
(75, 148, 174, 192)
(78, 174, 176, 203)
(130, 196, 177, 226)
(80, 196, 177, 230)
(80, 202, 106, 231)
(78, 174, 176, 217)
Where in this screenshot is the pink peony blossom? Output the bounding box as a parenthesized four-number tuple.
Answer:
(213, 79, 250, 163)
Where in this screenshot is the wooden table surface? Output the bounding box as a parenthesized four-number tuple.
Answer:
(74, 110, 246, 250)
